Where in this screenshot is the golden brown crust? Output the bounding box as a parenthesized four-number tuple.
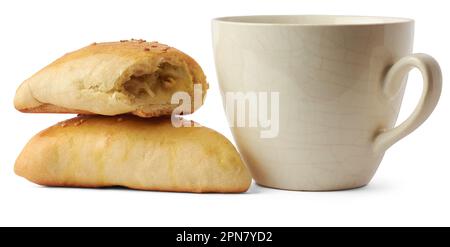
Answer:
(18, 103, 95, 115)
(14, 40, 208, 117)
(15, 115, 251, 193)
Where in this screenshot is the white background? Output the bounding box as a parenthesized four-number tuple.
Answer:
(0, 0, 449, 226)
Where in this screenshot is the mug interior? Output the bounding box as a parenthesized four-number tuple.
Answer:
(213, 15, 412, 26)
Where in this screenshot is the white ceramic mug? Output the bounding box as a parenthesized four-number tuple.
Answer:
(212, 15, 442, 191)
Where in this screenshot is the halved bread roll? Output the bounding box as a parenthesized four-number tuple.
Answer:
(15, 115, 251, 193)
(14, 40, 208, 117)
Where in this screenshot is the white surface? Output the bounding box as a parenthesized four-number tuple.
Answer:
(0, 0, 448, 226)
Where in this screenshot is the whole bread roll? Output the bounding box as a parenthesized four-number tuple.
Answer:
(14, 40, 208, 117)
(15, 116, 251, 193)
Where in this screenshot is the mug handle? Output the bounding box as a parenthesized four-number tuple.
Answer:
(373, 53, 442, 153)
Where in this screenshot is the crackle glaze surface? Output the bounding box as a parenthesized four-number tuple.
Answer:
(212, 16, 441, 190)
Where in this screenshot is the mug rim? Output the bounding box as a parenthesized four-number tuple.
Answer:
(212, 15, 414, 26)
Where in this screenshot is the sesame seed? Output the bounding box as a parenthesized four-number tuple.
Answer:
(73, 120, 83, 126)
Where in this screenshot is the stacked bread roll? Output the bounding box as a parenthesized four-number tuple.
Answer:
(13, 40, 251, 193)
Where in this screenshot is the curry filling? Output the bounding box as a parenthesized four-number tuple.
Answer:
(121, 62, 192, 105)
